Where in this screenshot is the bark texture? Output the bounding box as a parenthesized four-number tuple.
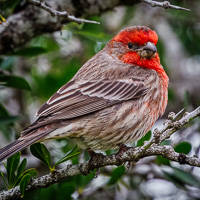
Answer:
(0, 0, 138, 54)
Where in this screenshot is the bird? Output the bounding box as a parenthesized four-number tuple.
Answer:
(0, 26, 168, 162)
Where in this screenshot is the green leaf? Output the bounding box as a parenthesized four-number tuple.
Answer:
(174, 141, 192, 154)
(30, 143, 51, 169)
(0, 171, 8, 188)
(107, 166, 125, 185)
(0, 103, 9, 117)
(163, 167, 200, 188)
(55, 146, 80, 167)
(156, 155, 170, 165)
(75, 172, 95, 188)
(173, 167, 200, 187)
(137, 131, 152, 146)
(30, 36, 59, 52)
(0, 75, 31, 90)
(12, 47, 48, 57)
(0, 116, 19, 125)
(20, 174, 32, 197)
(163, 170, 183, 187)
(16, 168, 37, 186)
(22, 168, 37, 177)
(6, 152, 20, 186)
(17, 158, 27, 178)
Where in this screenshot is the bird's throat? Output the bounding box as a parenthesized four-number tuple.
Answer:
(121, 51, 159, 69)
(120, 51, 168, 84)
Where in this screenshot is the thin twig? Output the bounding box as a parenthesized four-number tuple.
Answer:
(28, 0, 100, 24)
(143, 106, 200, 149)
(0, 107, 199, 200)
(142, 0, 190, 11)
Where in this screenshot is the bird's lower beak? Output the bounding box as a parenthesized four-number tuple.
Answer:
(137, 42, 157, 59)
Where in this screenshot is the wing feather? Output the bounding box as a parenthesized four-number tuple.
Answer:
(36, 80, 148, 121)
(22, 79, 148, 136)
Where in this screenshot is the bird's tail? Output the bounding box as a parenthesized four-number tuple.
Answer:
(0, 127, 55, 162)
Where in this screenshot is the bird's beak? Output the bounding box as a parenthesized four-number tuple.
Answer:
(137, 42, 157, 59)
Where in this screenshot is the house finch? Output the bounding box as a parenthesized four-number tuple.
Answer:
(0, 26, 168, 161)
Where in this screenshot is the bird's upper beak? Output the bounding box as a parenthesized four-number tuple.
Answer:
(137, 42, 157, 59)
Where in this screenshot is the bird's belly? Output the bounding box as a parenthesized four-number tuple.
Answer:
(85, 101, 156, 150)
(46, 100, 160, 150)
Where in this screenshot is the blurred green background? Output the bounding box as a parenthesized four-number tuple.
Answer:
(0, 0, 200, 199)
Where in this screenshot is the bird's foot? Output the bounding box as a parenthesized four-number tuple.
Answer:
(88, 149, 105, 168)
(116, 144, 131, 159)
(116, 144, 135, 171)
(80, 149, 105, 175)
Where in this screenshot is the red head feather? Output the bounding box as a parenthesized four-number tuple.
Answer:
(113, 26, 158, 46)
(112, 26, 166, 77)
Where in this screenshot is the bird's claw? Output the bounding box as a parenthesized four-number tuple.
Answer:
(80, 149, 105, 175)
(115, 144, 135, 171)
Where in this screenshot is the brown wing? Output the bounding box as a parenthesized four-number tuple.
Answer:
(22, 79, 148, 135)
(37, 79, 148, 119)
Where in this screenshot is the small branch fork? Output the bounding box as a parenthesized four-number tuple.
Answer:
(0, 106, 200, 200)
(27, 0, 100, 24)
(142, 0, 190, 11)
(144, 106, 200, 149)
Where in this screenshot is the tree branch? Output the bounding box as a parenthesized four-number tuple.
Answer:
(28, 0, 100, 24)
(143, 106, 200, 149)
(0, 0, 190, 55)
(0, 0, 137, 54)
(142, 0, 190, 11)
(0, 106, 199, 200)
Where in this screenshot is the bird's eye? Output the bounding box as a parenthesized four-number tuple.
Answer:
(128, 42, 133, 49)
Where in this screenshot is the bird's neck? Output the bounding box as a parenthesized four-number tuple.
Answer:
(120, 51, 168, 85)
